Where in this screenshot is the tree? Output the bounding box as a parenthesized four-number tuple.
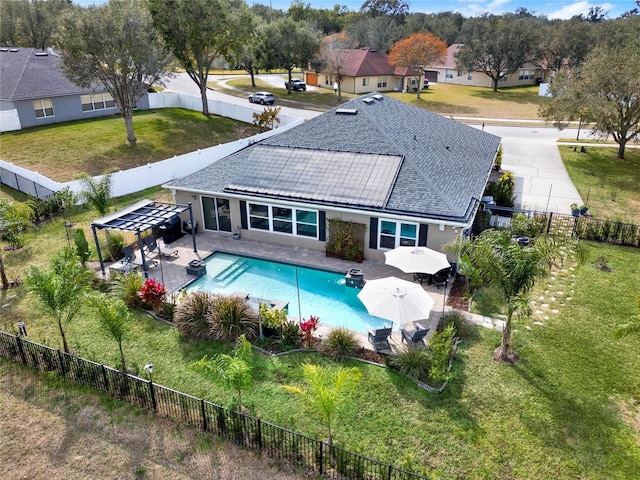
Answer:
(56, 0, 171, 144)
(389, 32, 447, 99)
(346, 13, 401, 52)
(0, 199, 32, 250)
(149, 0, 253, 116)
(260, 17, 321, 94)
(317, 32, 357, 101)
(283, 364, 361, 445)
(94, 293, 130, 372)
(360, 0, 409, 19)
(539, 45, 640, 159)
(26, 251, 91, 353)
(191, 335, 253, 411)
(536, 18, 592, 77)
(456, 14, 539, 91)
(78, 173, 112, 216)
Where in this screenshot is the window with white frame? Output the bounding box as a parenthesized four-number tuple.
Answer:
(518, 69, 534, 80)
(81, 92, 116, 111)
(325, 76, 330, 85)
(457, 70, 462, 77)
(362, 77, 369, 87)
(467, 72, 473, 80)
(379, 219, 418, 249)
(33, 99, 54, 118)
(248, 202, 318, 238)
(377, 77, 387, 88)
(499, 74, 508, 82)
(445, 70, 453, 79)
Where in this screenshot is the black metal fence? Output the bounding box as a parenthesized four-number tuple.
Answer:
(0, 331, 427, 480)
(483, 206, 640, 247)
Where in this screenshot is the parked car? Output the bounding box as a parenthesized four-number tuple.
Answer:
(248, 92, 275, 105)
(284, 79, 306, 91)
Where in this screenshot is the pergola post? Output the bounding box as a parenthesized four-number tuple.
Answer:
(188, 202, 197, 253)
(136, 228, 149, 279)
(92, 224, 105, 276)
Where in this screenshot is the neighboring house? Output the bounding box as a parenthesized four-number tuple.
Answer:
(423, 44, 544, 89)
(0, 47, 149, 132)
(309, 47, 401, 94)
(165, 93, 501, 260)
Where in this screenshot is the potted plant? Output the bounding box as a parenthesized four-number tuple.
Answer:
(232, 226, 241, 240)
(570, 203, 580, 217)
(580, 204, 589, 215)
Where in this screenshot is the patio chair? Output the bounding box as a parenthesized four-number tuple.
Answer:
(123, 245, 158, 269)
(367, 325, 393, 354)
(432, 269, 450, 290)
(400, 322, 430, 345)
(413, 272, 432, 285)
(143, 235, 178, 259)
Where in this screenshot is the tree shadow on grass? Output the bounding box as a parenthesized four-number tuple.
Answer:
(408, 96, 480, 116)
(513, 360, 640, 477)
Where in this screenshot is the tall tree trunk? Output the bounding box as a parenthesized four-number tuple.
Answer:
(0, 254, 8, 289)
(124, 113, 137, 145)
(250, 70, 256, 87)
(493, 78, 499, 92)
(200, 82, 210, 116)
(499, 311, 513, 360)
(617, 139, 626, 160)
(57, 319, 69, 353)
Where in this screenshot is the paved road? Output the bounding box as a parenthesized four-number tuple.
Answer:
(163, 73, 583, 214)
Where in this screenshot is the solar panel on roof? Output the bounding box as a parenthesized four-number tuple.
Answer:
(224, 145, 403, 209)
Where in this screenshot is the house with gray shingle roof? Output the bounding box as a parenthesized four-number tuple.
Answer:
(165, 93, 501, 260)
(0, 47, 150, 131)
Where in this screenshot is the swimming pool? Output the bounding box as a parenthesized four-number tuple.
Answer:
(186, 252, 388, 333)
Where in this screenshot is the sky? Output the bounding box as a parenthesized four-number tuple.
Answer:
(73, 1, 634, 19)
(250, 0, 631, 18)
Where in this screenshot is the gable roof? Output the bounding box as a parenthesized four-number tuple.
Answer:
(0, 47, 98, 101)
(338, 48, 396, 77)
(167, 93, 501, 225)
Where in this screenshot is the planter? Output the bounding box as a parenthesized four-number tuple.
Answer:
(232, 232, 241, 240)
(580, 207, 589, 215)
(571, 209, 580, 217)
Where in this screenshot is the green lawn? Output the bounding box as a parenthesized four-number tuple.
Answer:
(2, 186, 639, 478)
(0, 108, 259, 182)
(559, 146, 640, 224)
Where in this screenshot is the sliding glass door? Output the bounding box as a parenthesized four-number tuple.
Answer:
(202, 197, 232, 232)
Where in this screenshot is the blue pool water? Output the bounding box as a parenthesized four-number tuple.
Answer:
(186, 253, 388, 332)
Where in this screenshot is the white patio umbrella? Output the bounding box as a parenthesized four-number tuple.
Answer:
(384, 246, 451, 274)
(357, 276, 434, 326)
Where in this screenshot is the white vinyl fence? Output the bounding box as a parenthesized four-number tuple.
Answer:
(0, 92, 303, 198)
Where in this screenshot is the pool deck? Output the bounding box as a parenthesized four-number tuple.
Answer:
(106, 231, 502, 353)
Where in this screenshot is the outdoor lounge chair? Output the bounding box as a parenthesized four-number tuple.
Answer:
(367, 325, 392, 354)
(123, 245, 158, 269)
(143, 235, 178, 259)
(400, 323, 430, 345)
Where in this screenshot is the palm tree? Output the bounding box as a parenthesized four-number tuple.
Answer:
(26, 252, 92, 353)
(191, 335, 253, 411)
(282, 364, 361, 445)
(456, 230, 583, 362)
(79, 173, 112, 216)
(93, 293, 130, 372)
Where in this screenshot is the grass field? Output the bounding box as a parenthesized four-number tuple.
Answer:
(218, 77, 542, 120)
(0, 362, 309, 480)
(559, 146, 640, 223)
(0, 108, 259, 182)
(1, 183, 639, 478)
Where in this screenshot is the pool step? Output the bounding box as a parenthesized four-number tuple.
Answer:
(212, 259, 250, 285)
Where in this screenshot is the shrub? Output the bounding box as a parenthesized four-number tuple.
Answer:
(323, 328, 358, 361)
(388, 345, 430, 381)
(173, 291, 213, 340)
(300, 315, 320, 348)
(73, 229, 91, 268)
(210, 294, 258, 343)
(427, 324, 455, 384)
(106, 232, 125, 261)
(442, 311, 466, 336)
(259, 302, 288, 330)
(110, 271, 144, 308)
(139, 278, 167, 314)
(280, 319, 302, 351)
